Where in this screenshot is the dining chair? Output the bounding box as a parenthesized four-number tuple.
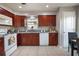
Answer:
(68, 32, 77, 52)
(76, 38, 79, 56)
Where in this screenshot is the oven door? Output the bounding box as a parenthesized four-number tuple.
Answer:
(4, 33, 17, 51)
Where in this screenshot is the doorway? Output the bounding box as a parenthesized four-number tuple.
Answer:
(61, 11, 76, 48)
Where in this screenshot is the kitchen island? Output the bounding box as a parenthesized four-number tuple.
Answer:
(17, 31, 58, 46)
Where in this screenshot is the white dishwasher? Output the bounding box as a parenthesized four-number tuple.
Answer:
(39, 33, 49, 45)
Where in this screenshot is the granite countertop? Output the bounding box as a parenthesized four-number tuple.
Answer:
(18, 29, 57, 33)
(18, 31, 57, 33)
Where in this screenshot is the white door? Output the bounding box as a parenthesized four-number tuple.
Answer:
(62, 11, 76, 48)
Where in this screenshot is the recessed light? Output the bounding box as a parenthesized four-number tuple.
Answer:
(19, 6, 22, 8)
(46, 5, 49, 8)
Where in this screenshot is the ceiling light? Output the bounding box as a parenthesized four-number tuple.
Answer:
(46, 5, 49, 8)
(19, 6, 22, 8)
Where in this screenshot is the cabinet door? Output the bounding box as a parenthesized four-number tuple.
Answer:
(49, 33, 58, 46)
(50, 15, 56, 26)
(17, 34, 22, 46)
(13, 15, 26, 27)
(21, 34, 32, 46)
(21, 33, 39, 46)
(13, 15, 21, 27)
(38, 15, 56, 26)
(0, 38, 5, 56)
(32, 33, 39, 46)
(38, 15, 50, 26)
(21, 16, 26, 26)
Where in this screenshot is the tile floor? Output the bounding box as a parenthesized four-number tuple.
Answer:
(11, 46, 78, 56)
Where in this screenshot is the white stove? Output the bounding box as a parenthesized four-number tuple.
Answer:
(4, 33, 17, 56)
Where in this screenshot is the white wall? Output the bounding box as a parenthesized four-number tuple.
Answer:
(76, 6, 79, 37)
(56, 7, 76, 47)
(76, 7, 79, 32)
(56, 8, 63, 47)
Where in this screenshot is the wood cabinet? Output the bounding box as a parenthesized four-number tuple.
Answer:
(17, 33, 39, 46)
(50, 15, 56, 26)
(49, 33, 58, 46)
(13, 15, 26, 27)
(38, 15, 56, 26)
(17, 33, 58, 46)
(0, 37, 5, 56)
(17, 34, 22, 46)
(0, 7, 27, 27)
(0, 7, 14, 26)
(0, 7, 14, 18)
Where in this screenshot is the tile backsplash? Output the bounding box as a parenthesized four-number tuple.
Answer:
(18, 26, 56, 32)
(17, 27, 26, 32)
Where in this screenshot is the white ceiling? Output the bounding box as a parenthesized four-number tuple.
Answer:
(0, 3, 79, 14)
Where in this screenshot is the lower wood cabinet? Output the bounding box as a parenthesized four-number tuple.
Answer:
(49, 33, 58, 46)
(17, 33, 39, 46)
(17, 34, 22, 46)
(17, 33, 58, 46)
(0, 37, 5, 56)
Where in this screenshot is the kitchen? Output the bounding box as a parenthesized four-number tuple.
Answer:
(0, 3, 78, 56)
(17, 15, 57, 46)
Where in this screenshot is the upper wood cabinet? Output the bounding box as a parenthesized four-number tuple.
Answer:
(13, 15, 26, 27)
(0, 7, 14, 26)
(38, 15, 56, 26)
(0, 7, 14, 18)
